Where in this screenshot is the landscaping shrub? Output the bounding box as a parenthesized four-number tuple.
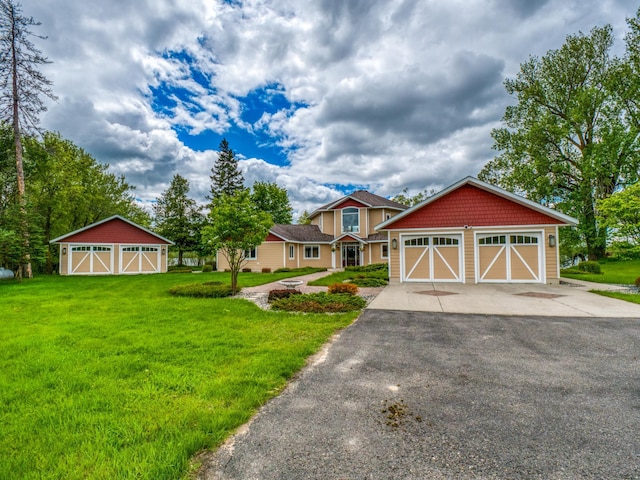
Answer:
(328, 283, 358, 295)
(168, 281, 234, 298)
(168, 266, 193, 273)
(242, 268, 252, 273)
(635, 276, 640, 288)
(577, 261, 602, 274)
(345, 263, 387, 273)
(268, 289, 302, 302)
(274, 267, 292, 272)
(351, 277, 388, 287)
(262, 267, 271, 273)
(274, 267, 328, 274)
(271, 292, 366, 313)
(202, 265, 213, 273)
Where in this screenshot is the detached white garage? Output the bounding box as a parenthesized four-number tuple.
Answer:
(51, 216, 173, 275)
(376, 177, 578, 285)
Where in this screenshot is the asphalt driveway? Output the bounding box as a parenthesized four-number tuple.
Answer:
(198, 310, 640, 479)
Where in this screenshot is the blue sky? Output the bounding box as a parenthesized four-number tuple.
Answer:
(20, 0, 636, 217)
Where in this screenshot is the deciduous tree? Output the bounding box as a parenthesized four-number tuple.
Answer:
(479, 23, 640, 260)
(201, 190, 272, 294)
(250, 181, 293, 224)
(597, 182, 640, 244)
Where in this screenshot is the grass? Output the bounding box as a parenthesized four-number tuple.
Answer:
(591, 290, 640, 304)
(561, 258, 640, 285)
(0, 272, 358, 480)
(308, 264, 388, 287)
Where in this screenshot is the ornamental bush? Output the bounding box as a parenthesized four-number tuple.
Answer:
(268, 289, 302, 302)
(328, 283, 358, 295)
(351, 277, 388, 287)
(261, 267, 271, 273)
(576, 261, 602, 274)
(270, 292, 366, 313)
(202, 265, 213, 273)
(168, 281, 233, 298)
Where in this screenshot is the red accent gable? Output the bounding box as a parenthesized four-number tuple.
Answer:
(265, 233, 285, 242)
(340, 235, 361, 243)
(332, 198, 367, 209)
(387, 185, 564, 229)
(62, 218, 169, 244)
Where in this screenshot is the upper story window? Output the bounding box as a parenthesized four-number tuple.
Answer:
(342, 207, 359, 233)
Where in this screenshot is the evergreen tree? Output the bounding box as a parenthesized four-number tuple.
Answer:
(209, 138, 245, 204)
(153, 174, 203, 266)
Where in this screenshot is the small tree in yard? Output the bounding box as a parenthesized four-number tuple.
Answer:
(202, 190, 272, 294)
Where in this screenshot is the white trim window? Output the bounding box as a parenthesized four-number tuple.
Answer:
(244, 247, 257, 260)
(342, 207, 359, 233)
(304, 245, 320, 259)
(289, 245, 295, 259)
(381, 244, 389, 259)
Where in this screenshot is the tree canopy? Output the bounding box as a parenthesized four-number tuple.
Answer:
(250, 181, 293, 224)
(478, 18, 640, 260)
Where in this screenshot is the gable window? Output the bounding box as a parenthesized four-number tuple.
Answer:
(244, 247, 257, 260)
(304, 245, 320, 259)
(381, 244, 389, 259)
(342, 207, 359, 233)
(289, 245, 295, 259)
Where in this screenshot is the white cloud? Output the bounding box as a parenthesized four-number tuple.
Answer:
(20, 0, 636, 214)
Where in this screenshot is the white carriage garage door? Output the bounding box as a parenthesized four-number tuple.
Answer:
(120, 246, 161, 274)
(70, 245, 113, 275)
(402, 234, 462, 282)
(477, 233, 542, 283)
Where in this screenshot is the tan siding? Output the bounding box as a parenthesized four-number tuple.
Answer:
(389, 232, 401, 280)
(369, 243, 387, 265)
(544, 226, 559, 283)
(60, 243, 69, 275)
(463, 230, 475, 283)
(368, 209, 383, 235)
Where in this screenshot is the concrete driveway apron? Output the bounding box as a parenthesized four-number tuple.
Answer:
(198, 308, 640, 479)
(367, 279, 640, 317)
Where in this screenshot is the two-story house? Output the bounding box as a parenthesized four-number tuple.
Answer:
(216, 190, 407, 272)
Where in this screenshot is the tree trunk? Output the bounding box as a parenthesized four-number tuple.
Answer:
(11, 15, 31, 279)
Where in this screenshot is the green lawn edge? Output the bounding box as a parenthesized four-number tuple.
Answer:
(0, 273, 359, 480)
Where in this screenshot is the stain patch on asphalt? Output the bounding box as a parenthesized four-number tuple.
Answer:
(416, 290, 458, 296)
(515, 292, 566, 299)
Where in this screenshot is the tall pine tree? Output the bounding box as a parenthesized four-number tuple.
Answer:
(209, 138, 245, 204)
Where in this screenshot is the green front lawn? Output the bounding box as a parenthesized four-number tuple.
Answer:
(592, 290, 640, 304)
(0, 272, 357, 480)
(308, 264, 389, 287)
(561, 259, 640, 285)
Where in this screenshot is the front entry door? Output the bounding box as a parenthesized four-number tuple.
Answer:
(342, 243, 360, 267)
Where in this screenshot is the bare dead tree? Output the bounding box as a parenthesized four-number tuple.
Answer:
(0, 0, 56, 278)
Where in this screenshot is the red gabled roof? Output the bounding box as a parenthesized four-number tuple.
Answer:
(331, 198, 367, 209)
(377, 177, 578, 230)
(50, 216, 173, 245)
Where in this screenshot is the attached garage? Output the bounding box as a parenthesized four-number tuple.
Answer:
(51, 216, 173, 276)
(377, 177, 578, 284)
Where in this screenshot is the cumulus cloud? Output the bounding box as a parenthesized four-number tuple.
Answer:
(20, 0, 635, 213)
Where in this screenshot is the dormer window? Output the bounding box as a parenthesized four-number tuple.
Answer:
(342, 207, 359, 233)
